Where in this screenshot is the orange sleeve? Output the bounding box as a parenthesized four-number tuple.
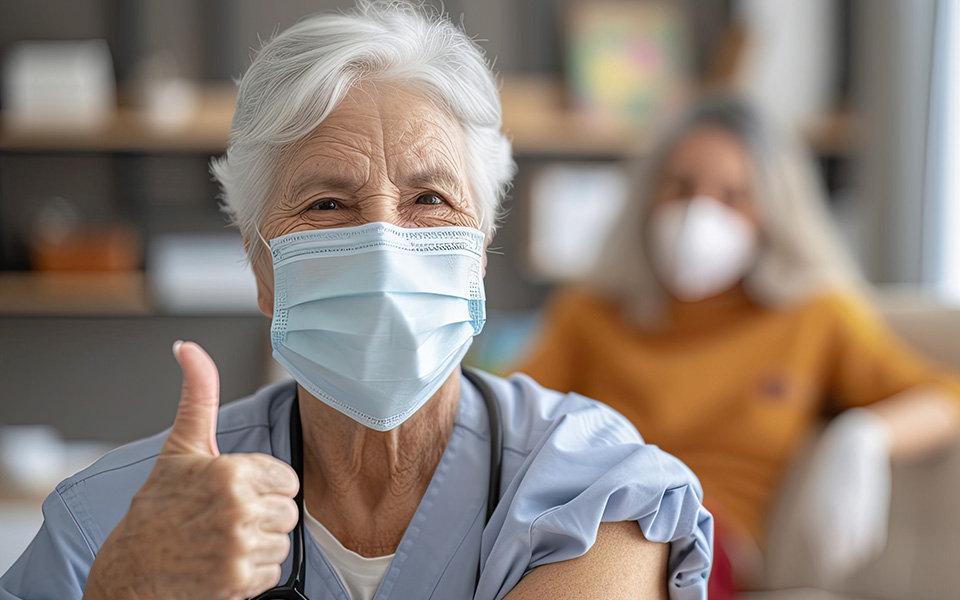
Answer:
(824, 294, 960, 414)
(509, 288, 588, 394)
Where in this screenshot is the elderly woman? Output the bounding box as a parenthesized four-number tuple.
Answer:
(516, 97, 960, 596)
(0, 4, 712, 600)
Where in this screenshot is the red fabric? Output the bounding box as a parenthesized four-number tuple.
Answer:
(708, 521, 737, 600)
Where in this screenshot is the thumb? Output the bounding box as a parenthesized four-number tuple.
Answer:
(163, 341, 221, 456)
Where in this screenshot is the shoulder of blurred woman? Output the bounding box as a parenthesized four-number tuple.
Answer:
(789, 288, 883, 327)
(488, 371, 648, 454)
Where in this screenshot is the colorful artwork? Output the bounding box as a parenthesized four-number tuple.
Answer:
(566, 1, 691, 124)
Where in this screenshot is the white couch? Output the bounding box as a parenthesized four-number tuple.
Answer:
(747, 292, 960, 600)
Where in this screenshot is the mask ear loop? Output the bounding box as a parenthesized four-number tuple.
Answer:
(254, 225, 271, 254)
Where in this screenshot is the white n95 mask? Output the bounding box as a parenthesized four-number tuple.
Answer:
(268, 222, 486, 431)
(649, 196, 758, 302)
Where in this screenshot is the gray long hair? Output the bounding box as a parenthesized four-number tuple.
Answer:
(586, 96, 867, 327)
(211, 1, 515, 266)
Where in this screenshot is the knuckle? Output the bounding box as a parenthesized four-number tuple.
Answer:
(248, 452, 293, 474)
(281, 498, 300, 531)
(248, 452, 276, 467)
(278, 533, 292, 560)
(268, 531, 291, 559)
(281, 468, 300, 495)
(264, 563, 283, 588)
(217, 493, 249, 526)
(207, 457, 241, 489)
(246, 452, 282, 477)
(225, 523, 255, 556)
(226, 556, 254, 589)
(252, 453, 297, 488)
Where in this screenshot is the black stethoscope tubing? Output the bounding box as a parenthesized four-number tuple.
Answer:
(251, 366, 502, 599)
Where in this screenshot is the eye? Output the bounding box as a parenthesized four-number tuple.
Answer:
(308, 199, 339, 211)
(415, 193, 445, 206)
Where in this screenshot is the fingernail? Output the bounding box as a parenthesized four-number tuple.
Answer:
(172, 340, 184, 358)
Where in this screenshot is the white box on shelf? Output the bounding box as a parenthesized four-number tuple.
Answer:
(2, 39, 117, 130)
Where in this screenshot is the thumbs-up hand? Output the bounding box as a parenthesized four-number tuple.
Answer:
(83, 342, 300, 600)
(163, 340, 223, 456)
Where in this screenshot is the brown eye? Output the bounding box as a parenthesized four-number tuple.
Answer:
(415, 193, 444, 206)
(309, 199, 339, 210)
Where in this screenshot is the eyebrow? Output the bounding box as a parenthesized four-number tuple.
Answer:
(405, 168, 463, 193)
(292, 174, 362, 198)
(289, 168, 464, 200)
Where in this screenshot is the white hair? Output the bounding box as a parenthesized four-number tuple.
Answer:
(210, 0, 515, 265)
(587, 96, 868, 328)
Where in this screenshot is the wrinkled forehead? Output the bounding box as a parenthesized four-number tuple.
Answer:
(277, 81, 469, 187)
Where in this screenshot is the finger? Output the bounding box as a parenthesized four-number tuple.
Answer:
(252, 532, 292, 566)
(245, 453, 300, 497)
(242, 564, 283, 599)
(258, 496, 300, 534)
(163, 341, 221, 457)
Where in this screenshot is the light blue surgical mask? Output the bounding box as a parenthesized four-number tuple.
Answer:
(266, 222, 486, 431)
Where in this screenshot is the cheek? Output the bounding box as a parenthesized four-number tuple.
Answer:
(400, 204, 476, 229)
(260, 199, 333, 238)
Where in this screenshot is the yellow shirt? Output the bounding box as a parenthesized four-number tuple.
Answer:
(515, 287, 960, 545)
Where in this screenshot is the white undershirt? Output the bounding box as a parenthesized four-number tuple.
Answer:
(304, 508, 395, 600)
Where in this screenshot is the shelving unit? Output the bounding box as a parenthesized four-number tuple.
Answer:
(0, 77, 856, 158)
(0, 76, 858, 317)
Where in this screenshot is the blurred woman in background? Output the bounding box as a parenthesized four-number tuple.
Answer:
(515, 97, 960, 597)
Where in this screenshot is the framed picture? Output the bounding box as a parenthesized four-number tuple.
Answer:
(527, 162, 629, 281)
(565, 1, 692, 125)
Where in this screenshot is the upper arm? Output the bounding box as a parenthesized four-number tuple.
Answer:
(825, 295, 960, 412)
(0, 490, 93, 599)
(503, 521, 668, 600)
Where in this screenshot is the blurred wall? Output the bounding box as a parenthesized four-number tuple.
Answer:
(0, 316, 269, 443)
(854, 0, 939, 286)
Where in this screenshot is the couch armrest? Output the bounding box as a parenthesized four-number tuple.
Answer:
(762, 436, 960, 600)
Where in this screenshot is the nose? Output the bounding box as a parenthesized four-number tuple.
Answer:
(357, 193, 402, 226)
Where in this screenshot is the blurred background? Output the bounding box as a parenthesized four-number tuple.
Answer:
(0, 0, 958, 595)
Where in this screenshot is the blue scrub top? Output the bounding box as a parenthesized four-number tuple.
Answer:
(1, 371, 713, 599)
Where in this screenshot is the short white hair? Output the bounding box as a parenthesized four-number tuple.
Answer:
(587, 96, 868, 327)
(211, 0, 515, 265)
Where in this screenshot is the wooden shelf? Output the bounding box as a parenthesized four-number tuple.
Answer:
(0, 86, 236, 154)
(499, 76, 652, 157)
(0, 78, 856, 158)
(0, 271, 151, 315)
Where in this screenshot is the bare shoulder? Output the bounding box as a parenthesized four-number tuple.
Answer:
(503, 521, 668, 600)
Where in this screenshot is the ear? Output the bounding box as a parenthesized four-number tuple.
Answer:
(255, 260, 275, 317)
(244, 234, 275, 317)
